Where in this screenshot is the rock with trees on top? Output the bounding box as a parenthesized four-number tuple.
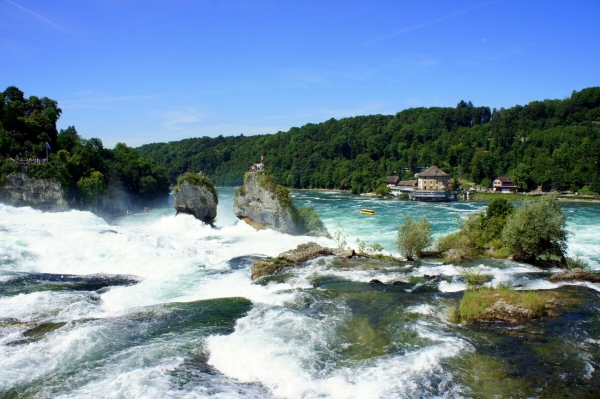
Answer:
(234, 171, 329, 237)
(173, 172, 218, 224)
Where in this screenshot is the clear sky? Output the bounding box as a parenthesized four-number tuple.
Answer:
(1, 0, 599, 148)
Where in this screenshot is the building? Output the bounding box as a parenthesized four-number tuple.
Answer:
(389, 179, 418, 196)
(410, 166, 457, 202)
(416, 166, 450, 190)
(493, 177, 518, 193)
(250, 153, 265, 172)
(385, 176, 400, 187)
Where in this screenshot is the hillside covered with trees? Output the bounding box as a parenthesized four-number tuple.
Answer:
(137, 87, 600, 194)
(0, 86, 170, 213)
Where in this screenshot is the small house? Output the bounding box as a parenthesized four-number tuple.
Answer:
(385, 176, 401, 187)
(493, 177, 518, 193)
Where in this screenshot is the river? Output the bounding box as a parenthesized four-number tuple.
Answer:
(0, 189, 599, 398)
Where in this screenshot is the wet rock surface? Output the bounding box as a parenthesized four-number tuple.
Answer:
(173, 179, 217, 224)
(0, 173, 67, 211)
(549, 268, 600, 283)
(250, 242, 355, 280)
(233, 172, 301, 235)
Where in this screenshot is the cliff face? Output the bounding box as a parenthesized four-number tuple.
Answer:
(173, 177, 218, 224)
(233, 172, 302, 235)
(0, 174, 68, 211)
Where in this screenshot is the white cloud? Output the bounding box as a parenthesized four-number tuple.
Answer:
(159, 108, 209, 131)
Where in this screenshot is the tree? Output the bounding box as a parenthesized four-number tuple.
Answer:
(396, 214, 432, 260)
(77, 171, 107, 207)
(486, 197, 513, 219)
(501, 195, 568, 267)
(512, 163, 533, 190)
(374, 183, 390, 197)
(57, 126, 81, 152)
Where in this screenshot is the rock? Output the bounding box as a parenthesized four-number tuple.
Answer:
(279, 242, 334, 263)
(0, 173, 67, 211)
(234, 172, 302, 235)
(332, 248, 356, 258)
(444, 248, 466, 263)
(368, 279, 384, 285)
(250, 259, 291, 280)
(549, 268, 600, 283)
(250, 242, 356, 280)
(483, 300, 539, 324)
(234, 171, 330, 237)
(173, 173, 218, 224)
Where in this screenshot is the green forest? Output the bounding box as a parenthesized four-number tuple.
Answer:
(137, 87, 600, 194)
(0, 86, 170, 213)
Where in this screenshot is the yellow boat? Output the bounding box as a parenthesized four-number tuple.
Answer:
(359, 209, 376, 215)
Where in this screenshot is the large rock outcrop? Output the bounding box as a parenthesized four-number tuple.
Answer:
(173, 172, 218, 224)
(234, 172, 303, 235)
(0, 173, 68, 211)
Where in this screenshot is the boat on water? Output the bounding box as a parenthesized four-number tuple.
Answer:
(359, 209, 376, 215)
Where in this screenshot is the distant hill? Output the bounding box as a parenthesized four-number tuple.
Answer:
(137, 87, 600, 194)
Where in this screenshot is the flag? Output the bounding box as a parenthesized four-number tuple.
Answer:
(46, 142, 51, 151)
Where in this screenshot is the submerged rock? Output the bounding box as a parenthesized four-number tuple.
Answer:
(173, 172, 218, 224)
(250, 242, 355, 280)
(549, 268, 600, 283)
(0, 173, 67, 211)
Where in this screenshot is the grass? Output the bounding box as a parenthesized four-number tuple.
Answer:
(459, 285, 546, 324)
(461, 269, 493, 290)
(566, 256, 591, 270)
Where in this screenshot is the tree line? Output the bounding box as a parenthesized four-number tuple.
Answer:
(137, 87, 600, 194)
(0, 86, 170, 214)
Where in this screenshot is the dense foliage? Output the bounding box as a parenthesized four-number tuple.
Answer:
(396, 214, 433, 260)
(502, 195, 568, 267)
(137, 87, 600, 193)
(0, 86, 170, 213)
(438, 195, 568, 267)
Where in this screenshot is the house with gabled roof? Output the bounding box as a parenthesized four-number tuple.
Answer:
(416, 166, 450, 190)
(493, 176, 518, 193)
(385, 176, 401, 186)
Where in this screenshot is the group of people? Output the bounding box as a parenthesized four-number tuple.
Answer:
(1, 154, 48, 164)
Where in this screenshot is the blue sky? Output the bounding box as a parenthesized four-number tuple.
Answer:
(1, 0, 599, 148)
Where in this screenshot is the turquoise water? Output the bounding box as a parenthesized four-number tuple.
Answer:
(0, 190, 599, 398)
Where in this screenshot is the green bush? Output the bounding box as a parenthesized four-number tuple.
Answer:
(566, 256, 590, 270)
(297, 206, 326, 233)
(437, 198, 514, 259)
(461, 269, 493, 290)
(502, 195, 568, 267)
(396, 214, 432, 261)
(375, 184, 390, 197)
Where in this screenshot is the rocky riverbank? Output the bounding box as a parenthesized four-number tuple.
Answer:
(0, 173, 67, 211)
